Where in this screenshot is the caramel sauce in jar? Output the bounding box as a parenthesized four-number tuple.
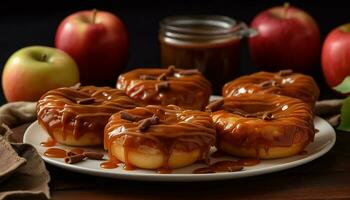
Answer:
(160, 15, 253, 94)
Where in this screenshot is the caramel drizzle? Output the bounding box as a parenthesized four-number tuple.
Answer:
(37, 86, 138, 141)
(139, 74, 157, 80)
(104, 105, 216, 170)
(205, 99, 224, 112)
(226, 108, 274, 121)
(77, 97, 95, 104)
(117, 66, 212, 110)
(120, 111, 144, 122)
(177, 69, 200, 75)
(223, 71, 320, 107)
(212, 94, 315, 152)
(259, 80, 277, 88)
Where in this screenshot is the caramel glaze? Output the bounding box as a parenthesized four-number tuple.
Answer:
(193, 159, 261, 174)
(44, 148, 67, 158)
(211, 149, 230, 158)
(40, 138, 56, 147)
(222, 71, 320, 107)
(37, 86, 138, 144)
(100, 156, 120, 169)
(211, 94, 315, 157)
(116, 66, 212, 110)
(100, 161, 119, 169)
(104, 105, 216, 170)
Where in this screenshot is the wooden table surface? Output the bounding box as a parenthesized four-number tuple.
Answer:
(13, 123, 350, 200)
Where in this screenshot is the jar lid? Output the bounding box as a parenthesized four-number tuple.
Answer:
(160, 15, 255, 40)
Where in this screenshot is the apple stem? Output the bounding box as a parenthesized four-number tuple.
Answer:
(283, 2, 290, 19)
(92, 9, 97, 24)
(41, 54, 47, 62)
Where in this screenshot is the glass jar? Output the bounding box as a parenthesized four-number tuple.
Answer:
(159, 15, 254, 94)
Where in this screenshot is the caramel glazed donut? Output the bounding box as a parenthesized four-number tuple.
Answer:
(37, 85, 138, 146)
(104, 105, 216, 169)
(222, 70, 320, 107)
(206, 94, 315, 159)
(117, 65, 212, 110)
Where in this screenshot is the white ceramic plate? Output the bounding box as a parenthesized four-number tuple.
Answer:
(23, 115, 335, 182)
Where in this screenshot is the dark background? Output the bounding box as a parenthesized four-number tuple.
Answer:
(0, 0, 345, 103)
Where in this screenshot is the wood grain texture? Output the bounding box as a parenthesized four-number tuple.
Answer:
(14, 124, 350, 200)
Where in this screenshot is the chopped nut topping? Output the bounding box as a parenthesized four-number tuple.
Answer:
(157, 73, 168, 81)
(64, 154, 86, 164)
(138, 115, 160, 131)
(83, 152, 104, 160)
(165, 65, 176, 76)
(261, 112, 273, 120)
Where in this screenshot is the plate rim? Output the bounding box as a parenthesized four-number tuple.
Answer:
(23, 116, 336, 182)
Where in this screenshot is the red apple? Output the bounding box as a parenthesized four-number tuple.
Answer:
(322, 23, 350, 88)
(2, 46, 79, 102)
(249, 3, 321, 73)
(55, 9, 128, 86)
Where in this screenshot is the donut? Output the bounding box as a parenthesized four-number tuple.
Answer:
(206, 94, 315, 159)
(117, 66, 212, 110)
(222, 70, 319, 107)
(37, 85, 138, 146)
(104, 105, 216, 170)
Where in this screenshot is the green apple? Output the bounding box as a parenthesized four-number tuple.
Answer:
(2, 46, 79, 102)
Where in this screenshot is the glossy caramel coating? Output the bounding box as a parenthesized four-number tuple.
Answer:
(222, 71, 320, 107)
(116, 67, 212, 110)
(37, 86, 138, 146)
(211, 94, 315, 159)
(104, 105, 216, 169)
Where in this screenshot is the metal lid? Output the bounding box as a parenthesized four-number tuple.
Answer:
(160, 15, 255, 41)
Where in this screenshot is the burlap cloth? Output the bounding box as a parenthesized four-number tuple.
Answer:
(0, 99, 344, 200)
(0, 102, 50, 200)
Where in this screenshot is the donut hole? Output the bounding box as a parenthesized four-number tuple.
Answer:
(226, 101, 276, 115)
